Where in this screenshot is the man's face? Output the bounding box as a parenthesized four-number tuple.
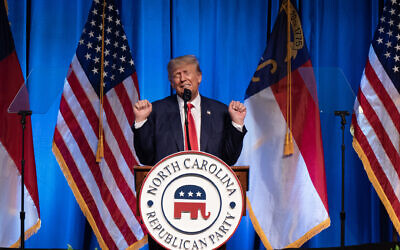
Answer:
(170, 63, 202, 101)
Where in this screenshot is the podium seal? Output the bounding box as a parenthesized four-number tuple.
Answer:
(139, 151, 244, 249)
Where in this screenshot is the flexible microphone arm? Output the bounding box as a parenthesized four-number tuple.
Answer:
(183, 89, 192, 150)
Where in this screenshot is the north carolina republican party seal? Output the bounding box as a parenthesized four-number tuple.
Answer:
(139, 151, 244, 249)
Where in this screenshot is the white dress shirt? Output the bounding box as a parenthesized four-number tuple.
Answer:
(134, 95, 244, 150)
(177, 94, 201, 149)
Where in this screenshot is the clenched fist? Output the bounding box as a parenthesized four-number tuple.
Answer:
(228, 101, 246, 126)
(134, 100, 152, 122)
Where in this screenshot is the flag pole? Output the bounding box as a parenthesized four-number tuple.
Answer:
(266, 0, 272, 42)
(169, 0, 174, 96)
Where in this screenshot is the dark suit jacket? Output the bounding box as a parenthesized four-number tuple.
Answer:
(133, 95, 246, 166)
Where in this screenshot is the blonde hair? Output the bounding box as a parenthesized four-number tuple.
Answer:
(167, 55, 202, 80)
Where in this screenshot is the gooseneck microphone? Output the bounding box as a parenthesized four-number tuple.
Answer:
(183, 89, 192, 150)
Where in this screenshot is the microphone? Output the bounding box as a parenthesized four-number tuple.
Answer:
(334, 110, 350, 126)
(183, 88, 192, 102)
(183, 89, 192, 150)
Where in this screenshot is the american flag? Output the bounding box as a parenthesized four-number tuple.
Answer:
(352, 0, 400, 235)
(52, 0, 146, 248)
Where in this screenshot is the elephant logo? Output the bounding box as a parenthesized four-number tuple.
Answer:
(173, 185, 210, 220)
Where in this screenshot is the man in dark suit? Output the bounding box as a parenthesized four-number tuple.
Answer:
(133, 55, 245, 249)
(132, 55, 247, 167)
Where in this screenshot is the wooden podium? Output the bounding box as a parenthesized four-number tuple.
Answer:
(134, 166, 249, 216)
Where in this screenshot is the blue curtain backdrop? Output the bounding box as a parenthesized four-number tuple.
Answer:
(5, 0, 391, 249)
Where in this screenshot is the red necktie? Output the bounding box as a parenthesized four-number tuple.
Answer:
(185, 103, 199, 150)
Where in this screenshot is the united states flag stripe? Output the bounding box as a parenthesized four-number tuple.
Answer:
(58, 94, 137, 244)
(354, 97, 400, 200)
(365, 61, 400, 133)
(68, 59, 138, 217)
(352, 119, 400, 211)
(65, 69, 142, 242)
(103, 97, 134, 170)
(52, 0, 145, 248)
(357, 88, 400, 166)
(117, 77, 137, 123)
(352, 0, 400, 235)
(353, 118, 400, 215)
(53, 129, 117, 249)
(69, 58, 136, 207)
(55, 94, 139, 247)
(358, 76, 399, 152)
(368, 50, 400, 112)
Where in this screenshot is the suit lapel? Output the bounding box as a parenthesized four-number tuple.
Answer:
(200, 97, 212, 151)
(168, 96, 184, 151)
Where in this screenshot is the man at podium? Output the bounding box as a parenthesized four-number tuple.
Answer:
(132, 55, 247, 166)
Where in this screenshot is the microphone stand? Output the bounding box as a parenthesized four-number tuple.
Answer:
(183, 89, 192, 150)
(334, 110, 349, 248)
(184, 101, 191, 150)
(18, 110, 32, 250)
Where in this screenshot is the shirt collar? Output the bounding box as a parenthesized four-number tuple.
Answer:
(177, 93, 201, 109)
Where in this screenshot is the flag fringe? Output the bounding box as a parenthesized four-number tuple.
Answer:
(352, 138, 400, 235)
(9, 219, 41, 248)
(246, 198, 273, 249)
(52, 142, 109, 250)
(127, 235, 148, 250)
(247, 197, 330, 249)
(286, 218, 330, 248)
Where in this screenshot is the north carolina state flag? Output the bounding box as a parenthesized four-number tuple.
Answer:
(0, 1, 40, 247)
(237, 0, 330, 248)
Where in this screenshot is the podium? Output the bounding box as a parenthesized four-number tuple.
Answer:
(134, 152, 249, 249)
(134, 166, 249, 217)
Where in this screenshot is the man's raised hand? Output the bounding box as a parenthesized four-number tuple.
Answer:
(228, 101, 246, 126)
(134, 100, 152, 122)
